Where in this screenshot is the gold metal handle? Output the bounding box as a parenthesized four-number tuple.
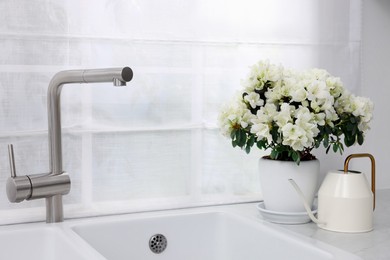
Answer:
(344, 153, 376, 210)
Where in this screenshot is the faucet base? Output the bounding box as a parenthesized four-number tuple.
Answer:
(46, 195, 64, 223)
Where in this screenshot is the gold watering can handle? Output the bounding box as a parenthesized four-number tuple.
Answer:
(344, 153, 376, 210)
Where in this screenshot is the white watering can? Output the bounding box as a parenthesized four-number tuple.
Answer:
(289, 153, 375, 233)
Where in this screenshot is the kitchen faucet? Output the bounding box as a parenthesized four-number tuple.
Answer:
(6, 67, 133, 223)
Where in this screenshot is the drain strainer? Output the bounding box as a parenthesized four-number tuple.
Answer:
(149, 234, 168, 254)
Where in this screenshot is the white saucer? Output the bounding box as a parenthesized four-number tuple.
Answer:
(257, 202, 317, 224)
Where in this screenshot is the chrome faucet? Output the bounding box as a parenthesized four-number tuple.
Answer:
(6, 67, 133, 223)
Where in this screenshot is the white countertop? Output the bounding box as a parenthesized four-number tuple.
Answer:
(0, 190, 388, 259)
(259, 189, 390, 260)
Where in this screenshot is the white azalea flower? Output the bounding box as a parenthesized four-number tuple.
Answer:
(295, 106, 320, 142)
(256, 103, 278, 123)
(218, 96, 248, 137)
(250, 121, 273, 143)
(334, 89, 352, 114)
(264, 84, 282, 104)
(281, 123, 308, 151)
(326, 76, 344, 98)
(241, 60, 283, 92)
(244, 92, 264, 109)
(274, 103, 294, 128)
(305, 68, 330, 81)
(307, 80, 329, 101)
(241, 76, 263, 93)
(317, 95, 334, 111)
(350, 96, 374, 131)
(313, 112, 326, 126)
(301, 100, 309, 107)
(351, 96, 372, 118)
(290, 86, 308, 103)
(255, 60, 283, 83)
(241, 109, 256, 128)
(310, 100, 321, 113)
(324, 108, 339, 127)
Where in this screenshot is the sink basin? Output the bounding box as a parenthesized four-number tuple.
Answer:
(72, 211, 360, 260)
(0, 226, 91, 260)
(0, 204, 362, 260)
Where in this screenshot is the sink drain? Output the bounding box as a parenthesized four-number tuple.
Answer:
(149, 234, 167, 254)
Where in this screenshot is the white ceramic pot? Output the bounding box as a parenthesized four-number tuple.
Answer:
(259, 158, 320, 213)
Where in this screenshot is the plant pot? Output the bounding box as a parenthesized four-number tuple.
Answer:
(258, 157, 320, 213)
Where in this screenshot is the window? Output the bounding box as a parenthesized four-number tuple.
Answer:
(0, 0, 362, 224)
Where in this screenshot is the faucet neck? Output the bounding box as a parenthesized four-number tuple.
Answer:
(47, 70, 85, 175)
(47, 67, 133, 175)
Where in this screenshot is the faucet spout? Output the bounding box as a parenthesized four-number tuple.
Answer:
(48, 67, 133, 176)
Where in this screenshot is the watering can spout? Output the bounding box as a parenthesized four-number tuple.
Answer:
(288, 179, 325, 225)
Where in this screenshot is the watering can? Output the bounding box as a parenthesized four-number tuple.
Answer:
(289, 153, 375, 233)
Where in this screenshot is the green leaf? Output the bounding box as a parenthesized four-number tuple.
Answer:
(247, 135, 255, 147)
(323, 135, 329, 148)
(333, 143, 338, 153)
(236, 130, 244, 147)
(344, 135, 352, 147)
(339, 142, 344, 152)
(245, 145, 251, 154)
(240, 130, 247, 147)
(270, 149, 279, 160)
(351, 125, 357, 136)
(291, 151, 299, 162)
(325, 126, 332, 135)
(271, 126, 279, 143)
(230, 129, 237, 139)
(236, 128, 241, 140)
(295, 156, 301, 165)
(357, 132, 364, 145)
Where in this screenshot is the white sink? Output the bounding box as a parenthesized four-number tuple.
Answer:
(71, 211, 361, 260)
(0, 204, 362, 260)
(0, 226, 92, 260)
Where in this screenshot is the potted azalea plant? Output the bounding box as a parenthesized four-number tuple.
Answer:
(219, 60, 373, 215)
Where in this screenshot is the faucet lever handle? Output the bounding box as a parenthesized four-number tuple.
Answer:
(8, 144, 17, 178)
(6, 144, 32, 203)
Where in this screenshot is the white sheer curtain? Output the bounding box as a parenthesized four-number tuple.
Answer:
(0, 0, 362, 224)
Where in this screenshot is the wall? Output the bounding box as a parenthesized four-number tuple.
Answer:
(0, 0, 364, 224)
(305, 0, 390, 191)
(360, 0, 390, 189)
